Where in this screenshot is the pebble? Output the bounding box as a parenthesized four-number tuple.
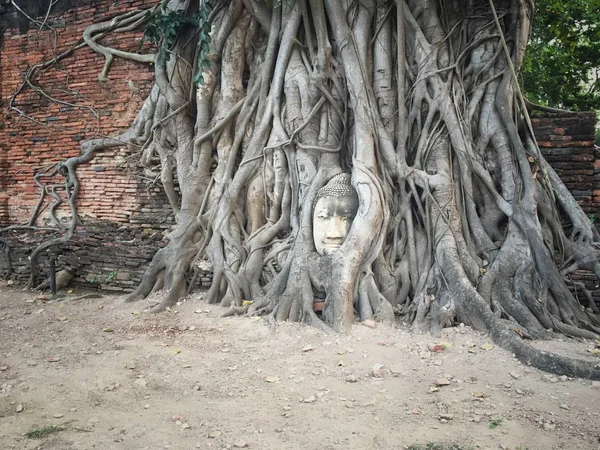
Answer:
(0, 366, 7, 371)
(303, 395, 316, 403)
(27, 360, 38, 367)
(16, 404, 23, 413)
(439, 413, 454, 420)
(345, 374, 357, 383)
(134, 378, 147, 388)
(509, 371, 520, 379)
(182, 423, 191, 430)
(435, 378, 451, 386)
(559, 404, 569, 410)
(372, 363, 386, 378)
(363, 319, 376, 329)
(53, 413, 64, 418)
(208, 430, 222, 438)
(233, 441, 248, 448)
(144, 404, 150, 409)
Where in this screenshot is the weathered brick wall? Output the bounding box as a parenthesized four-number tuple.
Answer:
(531, 111, 599, 224)
(0, 0, 169, 228)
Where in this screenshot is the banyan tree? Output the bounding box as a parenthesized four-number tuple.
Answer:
(14, 0, 600, 378)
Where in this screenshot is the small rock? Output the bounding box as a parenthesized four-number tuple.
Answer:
(265, 376, 279, 383)
(53, 413, 64, 419)
(559, 404, 569, 410)
(188, 326, 196, 331)
(472, 415, 481, 423)
(439, 413, 454, 420)
(182, 423, 191, 430)
(591, 381, 600, 389)
(559, 375, 568, 382)
(144, 404, 150, 409)
(208, 430, 222, 438)
(16, 404, 23, 413)
(428, 343, 446, 352)
(0, 366, 7, 371)
(542, 374, 558, 383)
(7, 280, 14, 286)
(134, 378, 147, 388)
(543, 422, 556, 431)
(363, 319, 376, 329)
(372, 363, 386, 378)
(301, 345, 314, 352)
(345, 375, 357, 383)
(233, 441, 248, 448)
(303, 395, 316, 403)
(509, 371, 520, 379)
(27, 360, 38, 367)
(435, 378, 451, 386)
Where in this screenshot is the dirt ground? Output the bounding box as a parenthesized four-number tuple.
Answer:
(1, 284, 600, 450)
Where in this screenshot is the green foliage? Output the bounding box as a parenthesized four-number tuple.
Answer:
(26, 425, 65, 439)
(142, 1, 213, 85)
(489, 417, 503, 429)
(522, 0, 600, 110)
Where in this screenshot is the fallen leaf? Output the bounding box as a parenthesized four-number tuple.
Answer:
(480, 343, 494, 351)
(131, 311, 141, 315)
(337, 359, 345, 366)
(58, 316, 67, 322)
(102, 327, 113, 332)
(173, 348, 181, 355)
(429, 386, 440, 393)
(265, 376, 280, 383)
(67, 289, 73, 294)
(242, 300, 253, 306)
(472, 391, 489, 398)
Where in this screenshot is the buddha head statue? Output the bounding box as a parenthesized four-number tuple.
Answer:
(312, 173, 359, 256)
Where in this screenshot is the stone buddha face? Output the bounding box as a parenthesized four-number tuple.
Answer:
(312, 173, 359, 256)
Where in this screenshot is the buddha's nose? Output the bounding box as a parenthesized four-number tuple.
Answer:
(325, 217, 345, 240)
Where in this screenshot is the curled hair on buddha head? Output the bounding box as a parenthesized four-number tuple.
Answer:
(313, 173, 358, 210)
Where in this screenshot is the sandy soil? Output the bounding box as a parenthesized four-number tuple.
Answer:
(1, 284, 600, 450)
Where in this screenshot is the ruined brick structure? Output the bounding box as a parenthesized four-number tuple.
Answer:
(0, 1, 598, 298)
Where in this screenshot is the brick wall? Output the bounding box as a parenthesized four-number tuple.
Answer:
(531, 111, 599, 225)
(0, 0, 169, 229)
